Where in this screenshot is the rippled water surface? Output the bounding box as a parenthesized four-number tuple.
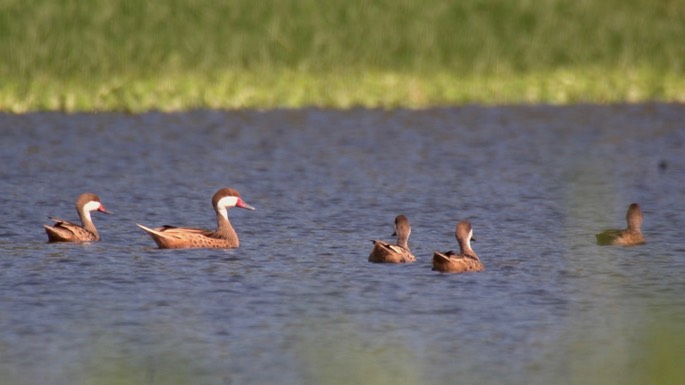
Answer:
(1, 105, 684, 385)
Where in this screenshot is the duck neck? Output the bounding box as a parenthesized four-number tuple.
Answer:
(216, 208, 238, 243)
(77, 207, 99, 238)
(627, 226, 642, 235)
(396, 235, 409, 250)
(459, 239, 478, 259)
(627, 221, 642, 234)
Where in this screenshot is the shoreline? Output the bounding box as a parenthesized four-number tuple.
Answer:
(2, 67, 683, 113)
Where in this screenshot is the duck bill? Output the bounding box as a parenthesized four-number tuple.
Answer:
(98, 206, 112, 215)
(237, 199, 256, 211)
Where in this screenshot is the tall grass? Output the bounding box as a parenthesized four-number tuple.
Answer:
(1, 0, 684, 111)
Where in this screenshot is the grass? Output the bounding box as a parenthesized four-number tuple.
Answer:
(1, 0, 684, 111)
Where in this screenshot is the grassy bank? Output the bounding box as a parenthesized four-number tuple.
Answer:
(1, 0, 684, 111)
(4, 67, 683, 112)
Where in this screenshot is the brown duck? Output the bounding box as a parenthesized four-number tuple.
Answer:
(137, 188, 255, 249)
(44, 192, 111, 242)
(595, 203, 645, 246)
(432, 220, 484, 273)
(368, 214, 417, 263)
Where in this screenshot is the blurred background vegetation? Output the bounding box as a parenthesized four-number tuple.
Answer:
(1, 0, 684, 111)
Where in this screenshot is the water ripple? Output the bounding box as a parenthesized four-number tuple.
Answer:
(1, 105, 684, 385)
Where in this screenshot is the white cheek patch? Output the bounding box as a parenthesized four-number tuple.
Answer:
(217, 196, 239, 219)
(81, 200, 101, 222)
(217, 196, 239, 208)
(83, 201, 102, 212)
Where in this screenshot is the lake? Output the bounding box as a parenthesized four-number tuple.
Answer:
(1, 105, 684, 385)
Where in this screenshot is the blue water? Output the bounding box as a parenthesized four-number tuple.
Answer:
(1, 105, 684, 385)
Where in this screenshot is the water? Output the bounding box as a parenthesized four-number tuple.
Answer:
(1, 105, 684, 385)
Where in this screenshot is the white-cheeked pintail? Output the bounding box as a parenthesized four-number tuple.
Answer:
(137, 188, 255, 249)
(44, 192, 111, 242)
(432, 220, 484, 273)
(368, 214, 417, 263)
(595, 203, 645, 246)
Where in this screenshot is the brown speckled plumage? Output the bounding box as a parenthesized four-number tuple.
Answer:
(432, 221, 484, 273)
(44, 193, 110, 242)
(368, 215, 416, 263)
(595, 203, 645, 246)
(137, 188, 255, 249)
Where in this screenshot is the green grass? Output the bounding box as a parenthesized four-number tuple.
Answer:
(1, 0, 684, 111)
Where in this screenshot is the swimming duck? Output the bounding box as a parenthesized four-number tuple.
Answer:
(368, 214, 416, 263)
(137, 188, 255, 249)
(44, 192, 111, 242)
(432, 220, 484, 273)
(595, 203, 645, 246)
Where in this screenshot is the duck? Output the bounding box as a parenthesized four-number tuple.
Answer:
(368, 214, 416, 263)
(137, 188, 255, 249)
(44, 192, 111, 242)
(595, 203, 645, 246)
(432, 220, 484, 273)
